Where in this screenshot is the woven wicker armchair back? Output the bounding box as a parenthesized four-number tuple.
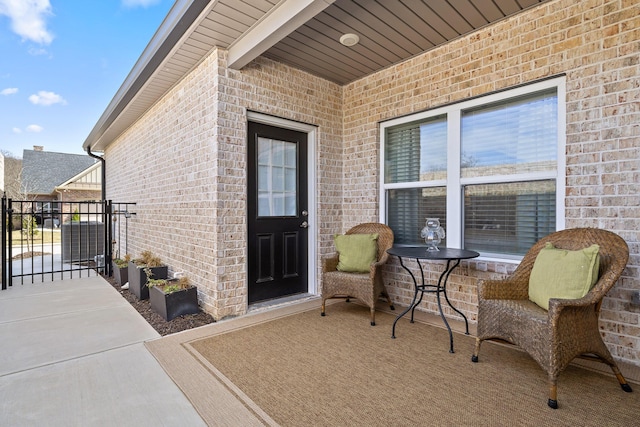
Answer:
(321, 223, 395, 326)
(471, 227, 632, 409)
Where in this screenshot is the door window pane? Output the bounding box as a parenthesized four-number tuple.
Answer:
(258, 165, 269, 191)
(257, 137, 297, 217)
(285, 143, 296, 167)
(285, 168, 296, 192)
(272, 167, 284, 192)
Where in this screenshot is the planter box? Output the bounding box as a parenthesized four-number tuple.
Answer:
(113, 262, 129, 286)
(150, 284, 199, 321)
(128, 261, 168, 300)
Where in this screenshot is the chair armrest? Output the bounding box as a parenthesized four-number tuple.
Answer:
(322, 255, 339, 273)
(547, 292, 599, 317)
(547, 294, 603, 338)
(478, 277, 529, 300)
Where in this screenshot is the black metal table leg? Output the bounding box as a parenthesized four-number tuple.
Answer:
(391, 257, 419, 338)
(410, 260, 426, 323)
(436, 260, 455, 353)
(441, 259, 470, 335)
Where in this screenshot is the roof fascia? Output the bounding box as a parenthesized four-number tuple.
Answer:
(228, 0, 336, 69)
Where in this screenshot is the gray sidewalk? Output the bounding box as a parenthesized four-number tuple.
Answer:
(0, 275, 206, 426)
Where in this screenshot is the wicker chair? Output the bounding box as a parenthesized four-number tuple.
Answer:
(321, 223, 395, 326)
(471, 228, 633, 409)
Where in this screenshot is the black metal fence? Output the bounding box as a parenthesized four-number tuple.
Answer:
(1, 197, 136, 289)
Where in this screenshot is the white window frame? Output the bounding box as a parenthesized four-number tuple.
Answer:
(379, 77, 566, 261)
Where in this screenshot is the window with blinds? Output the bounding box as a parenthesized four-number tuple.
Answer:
(380, 77, 564, 257)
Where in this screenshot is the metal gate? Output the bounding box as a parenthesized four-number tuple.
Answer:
(1, 197, 136, 289)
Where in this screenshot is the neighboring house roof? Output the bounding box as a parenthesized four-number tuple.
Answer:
(22, 149, 97, 196)
(83, 0, 551, 152)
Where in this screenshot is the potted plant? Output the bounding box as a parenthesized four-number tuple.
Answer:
(128, 251, 168, 300)
(112, 253, 131, 286)
(148, 276, 199, 321)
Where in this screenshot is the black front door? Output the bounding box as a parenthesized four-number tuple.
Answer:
(247, 121, 308, 303)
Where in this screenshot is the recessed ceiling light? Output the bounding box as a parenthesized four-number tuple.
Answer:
(340, 33, 359, 46)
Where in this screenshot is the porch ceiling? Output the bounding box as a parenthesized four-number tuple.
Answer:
(83, 0, 551, 152)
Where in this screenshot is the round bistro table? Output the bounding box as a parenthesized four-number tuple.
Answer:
(387, 246, 480, 353)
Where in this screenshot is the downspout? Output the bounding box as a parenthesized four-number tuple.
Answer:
(86, 146, 106, 201)
(86, 146, 110, 275)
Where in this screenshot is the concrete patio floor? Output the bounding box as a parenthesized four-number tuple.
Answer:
(0, 275, 206, 426)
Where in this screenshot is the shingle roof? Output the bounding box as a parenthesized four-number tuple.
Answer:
(22, 149, 97, 196)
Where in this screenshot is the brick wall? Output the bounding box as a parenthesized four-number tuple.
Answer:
(343, 0, 639, 365)
(215, 52, 343, 318)
(105, 50, 343, 320)
(105, 51, 222, 315)
(60, 190, 101, 202)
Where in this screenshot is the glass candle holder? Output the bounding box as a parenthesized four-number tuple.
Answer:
(421, 218, 445, 251)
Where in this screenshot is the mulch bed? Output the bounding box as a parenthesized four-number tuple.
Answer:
(102, 274, 216, 336)
(12, 251, 50, 259)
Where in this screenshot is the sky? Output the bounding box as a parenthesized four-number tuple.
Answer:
(0, 0, 174, 158)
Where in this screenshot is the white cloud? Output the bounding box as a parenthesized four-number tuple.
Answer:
(122, 0, 160, 8)
(10, 124, 43, 133)
(1, 87, 18, 95)
(28, 46, 49, 56)
(28, 90, 66, 106)
(0, 0, 54, 45)
(26, 124, 43, 133)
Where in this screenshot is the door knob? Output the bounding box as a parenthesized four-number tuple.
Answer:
(300, 221, 309, 228)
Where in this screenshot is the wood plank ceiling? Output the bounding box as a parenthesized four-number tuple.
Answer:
(263, 0, 550, 85)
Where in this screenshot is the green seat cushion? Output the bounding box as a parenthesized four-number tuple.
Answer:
(528, 242, 600, 310)
(334, 233, 379, 273)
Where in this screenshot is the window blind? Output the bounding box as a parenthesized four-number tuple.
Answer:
(461, 89, 557, 178)
(387, 187, 446, 245)
(385, 116, 447, 184)
(463, 181, 556, 255)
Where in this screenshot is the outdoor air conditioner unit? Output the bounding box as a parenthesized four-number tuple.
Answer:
(61, 221, 105, 263)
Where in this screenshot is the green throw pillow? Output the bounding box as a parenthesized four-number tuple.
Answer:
(528, 242, 600, 310)
(334, 233, 379, 273)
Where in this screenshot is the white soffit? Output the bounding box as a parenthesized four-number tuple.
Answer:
(228, 0, 336, 69)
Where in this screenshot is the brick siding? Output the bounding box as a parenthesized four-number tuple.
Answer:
(105, 50, 343, 319)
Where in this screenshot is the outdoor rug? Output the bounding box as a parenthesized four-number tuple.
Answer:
(146, 300, 640, 427)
